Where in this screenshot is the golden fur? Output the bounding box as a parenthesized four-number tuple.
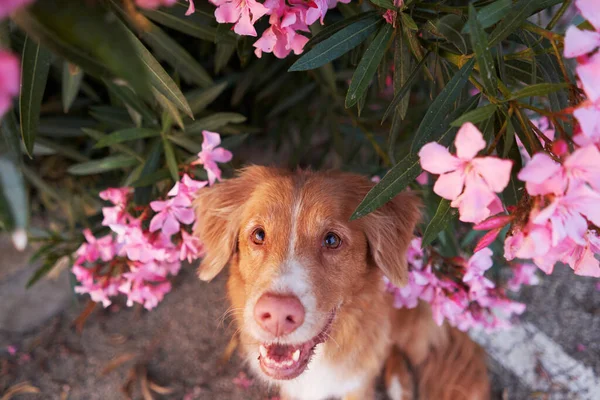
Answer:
(193, 166, 490, 400)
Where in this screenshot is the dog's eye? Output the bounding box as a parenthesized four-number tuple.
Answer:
(323, 232, 341, 249)
(251, 228, 266, 245)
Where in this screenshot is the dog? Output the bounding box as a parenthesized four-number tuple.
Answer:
(193, 166, 490, 400)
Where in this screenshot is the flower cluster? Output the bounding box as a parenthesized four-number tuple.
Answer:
(71, 131, 232, 309)
(386, 238, 534, 332)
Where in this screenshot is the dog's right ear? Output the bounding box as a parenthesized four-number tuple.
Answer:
(193, 166, 270, 281)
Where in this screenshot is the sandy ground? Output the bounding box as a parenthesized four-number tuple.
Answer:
(0, 236, 599, 400)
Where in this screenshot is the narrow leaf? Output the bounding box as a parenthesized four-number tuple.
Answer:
(19, 36, 52, 157)
(305, 11, 380, 48)
(410, 58, 475, 153)
(422, 199, 457, 247)
(186, 113, 247, 134)
(186, 82, 228, 115)
(134, 140, 162, 204)
(141, 8, 217, 42)
(346, 24, 393, 108)
(94, 128, 160, 148)
(451, 104, 497, 127)
(163, 137, 179, 181)
(462, 0, 512, 33)
(382, 51, 429, 122)
(289, 16, 381, 71)
(61, 62, 83, 113)
(394, 26, 411, 120)
(468, 5, 497, 95)
(507, 83, 570, 100)
(488, 0, 537, 46)
(103, 80, 157, 125)
(67, 154, 138, 175)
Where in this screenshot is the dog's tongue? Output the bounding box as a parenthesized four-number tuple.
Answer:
(260, 343, 300, 362)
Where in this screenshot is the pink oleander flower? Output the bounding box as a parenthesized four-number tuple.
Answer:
(192, 131, 233, 185)
(418, 122, 513, 223)
(573, 103, 600, 146)
(76, 229, 116, 263)
(517, 153, 565, 196)
(577, 52, 600, 104)
(253, 0, 310, 58)
(561, 230, 600, 277)
(0, 0, 33, 19)
(383, 0, 404, 26)
(135, 0, 177, 10)
(533, 184, 600, 246)
(180, 230, 202, 263)
(576, 0, 600, 32)
(210, 0, 269, 36)
(99, 187, 134, 234)
(507, 263, 539, 292)
(149, 196, 195, 236)
(463, 248, 493, 283)
(168, 173, 208, 202)
(0, 51, 20, 118)
(564, 26, 600, 58)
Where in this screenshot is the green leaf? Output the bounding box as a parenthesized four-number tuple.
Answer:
(154, 88, 184, 130)
(61, 62, 83, 113)
(289, 15, 381, 71)
(370, 0, 395, 10)
(103, 80, 157, 125)
(488, 0, 538, 46)
(346, 23, 393, 108)
(305, 11, 380, 48)
(507, 83, 570, 101)
(137, 20, 213, 88)
(400, 13, 418, 31)
(141, 8, 217, 42)
(393, 27, 411, 120)
(1, 111, 22, 166)
(501, 132, 524, 207)
(437, 14, 468, 54)
(81, 128, 143, 161)
(186, 112, 247, 134)
(221, 133, 249, 150)
(19, 36, 52, 158)
(68, 154, 138, 175)
(26, 259, 58, 288)
(134, 140, 162, 204)
(89, 106, 134, 129)
(451, 104, 497, 127)
(382, 51, 429, 122)
(94, 128, 160, 148)
(410, 58, 475, 153)
(422, 199, 457, 247)
(352, 95, 480, 219)
(462, 0, 512, 33)
(14, 1, 151, 97)
(351, 153, 422, 220)
(163, 136, 179, 181)
(468, 5, 497, 95)
(132, 169, 170, 188)
(186, 82, 229, 115)
(125, 27, 194, 118)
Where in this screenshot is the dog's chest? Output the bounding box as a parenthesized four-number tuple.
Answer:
(278, 346, 366, 400)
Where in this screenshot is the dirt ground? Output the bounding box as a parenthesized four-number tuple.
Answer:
(1, 236, 599, 400)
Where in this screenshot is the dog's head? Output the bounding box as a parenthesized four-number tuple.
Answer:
(193, 166, 420, 381)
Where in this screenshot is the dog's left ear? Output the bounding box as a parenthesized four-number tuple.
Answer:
(193, 166, 272, 281)
(363, 192, 421, 287)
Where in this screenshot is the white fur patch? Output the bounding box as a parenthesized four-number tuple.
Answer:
(387, 375, 403, 400)
(278, 346, 367, 400)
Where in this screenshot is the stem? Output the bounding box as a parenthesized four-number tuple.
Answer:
(546, 0, 572, 31)
(486, 108, 512, 156)
(514, 107, 543, 153)
(522, 22, 564, 43)
(550, 39, 571, 85)
(517, 103, 555, 117)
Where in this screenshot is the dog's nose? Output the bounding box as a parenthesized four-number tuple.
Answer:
(254, 293, 305, 337)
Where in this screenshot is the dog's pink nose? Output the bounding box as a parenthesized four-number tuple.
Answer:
(254, 293, 305, 337)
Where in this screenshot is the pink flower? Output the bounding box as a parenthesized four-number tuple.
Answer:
(574, 103, 600, 146)
(576, 0, 600, 31)
(168, 174, 208, 202)
(0, 51, 20, 118)
(418, 122, 513, 223)
(180, 230, 202, 263)
(193, 131, 233, 185)
(76, 229, 116, 263)
(463, 248, 493, 283)
(507, 263, 539, 292)
(253, 5, 309, 59)
(577, 52, 600, 103)
(561, 230, 600, 277)
(518, 153, 565, 196)
(149, 196, 195, 236)
(99, 187, 133, 233)
(564, 26, 600, 58)
(533, 184, 600, 246)
(6, 345, 17, 356)
(210, 0, 269, 37)
(563, 145, 600, 192)
(0, 0, 33, 19)
(415, 171, 429, 185)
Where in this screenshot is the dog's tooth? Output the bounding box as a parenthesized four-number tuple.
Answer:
(292, 349, 300, 362)
(259, 345, 268, 358)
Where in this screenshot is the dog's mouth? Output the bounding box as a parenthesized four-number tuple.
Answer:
(257, 312, 335, 380)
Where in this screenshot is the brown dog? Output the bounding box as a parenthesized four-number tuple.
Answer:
(194, 166, 490, 400)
